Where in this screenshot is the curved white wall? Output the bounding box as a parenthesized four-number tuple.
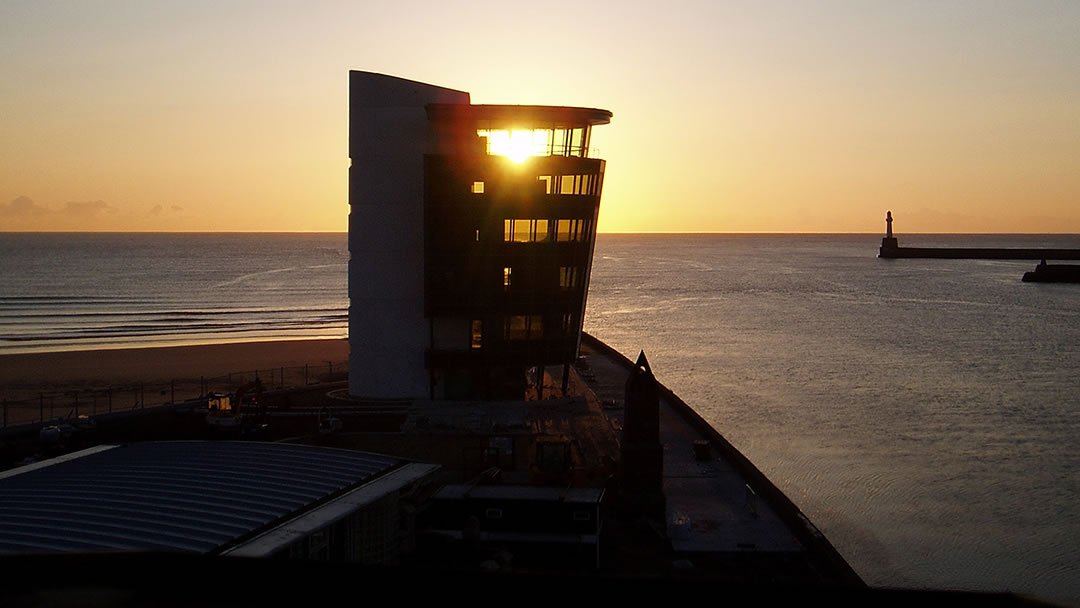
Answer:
(348, 72, 469, 398)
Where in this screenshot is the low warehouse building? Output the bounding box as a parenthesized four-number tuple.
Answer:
(0, 441, 438, 563)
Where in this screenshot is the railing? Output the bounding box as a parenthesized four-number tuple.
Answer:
(0, 359, 348, 428)
(482, 144, 603, 159)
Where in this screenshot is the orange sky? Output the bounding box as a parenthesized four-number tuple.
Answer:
(1, 1, 1077, 233)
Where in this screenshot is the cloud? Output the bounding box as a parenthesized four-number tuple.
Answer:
(1, 196, 148, 230)
(149, 204, 183, 217)
(63, 200, 114, 216)
(0, 195, 49, 217)
(0, 197, 115, 218)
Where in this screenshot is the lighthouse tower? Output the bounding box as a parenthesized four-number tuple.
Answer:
(880, 210, 898, 253)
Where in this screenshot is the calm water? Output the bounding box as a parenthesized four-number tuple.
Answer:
(0, 233, 347, 354)
(586, 234, 1080, 602)
(0, 232, 1077, 601)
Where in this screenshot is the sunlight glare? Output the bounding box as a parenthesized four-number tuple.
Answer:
(485, 130, 534, 163)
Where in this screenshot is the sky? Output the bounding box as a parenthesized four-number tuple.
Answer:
(1, 0, 1077, 233)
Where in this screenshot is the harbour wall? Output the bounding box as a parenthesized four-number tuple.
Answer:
(879, 245, 1080, 260)
(580, 332, 864, 586)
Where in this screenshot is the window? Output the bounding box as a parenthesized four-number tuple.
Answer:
(559, 267, 581, 290)
(476, 129, 552, 161)
(471, 320, 483, 349)
(506, 315, 527, 340)
(513, 219, 531, 242)
(553, 127, 590, 157)
(555, 219, 591, 242)
(556, 219, 573, 242)
(504, 219, 551, 243)
(561, 313, 577, 335)
(553, 128, 567, 155)
(552, 174, 598, 196)
(503, 267, 512, 290)
(504, 315, 543, 340)
(475, 125, 592, 158)
(471, 181, 485, 194)
(560, 175, 578, 195)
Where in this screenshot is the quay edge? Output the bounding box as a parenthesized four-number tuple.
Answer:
(580, 332, 865, 587)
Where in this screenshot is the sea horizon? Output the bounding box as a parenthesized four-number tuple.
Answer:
(3, 230, 1080, 236)
(4, 232, 1079, 357)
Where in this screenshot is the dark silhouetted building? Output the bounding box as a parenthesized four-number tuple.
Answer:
(348, 71, 611, 400)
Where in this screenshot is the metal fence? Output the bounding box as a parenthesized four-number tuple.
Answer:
(0, 360, 348, 428)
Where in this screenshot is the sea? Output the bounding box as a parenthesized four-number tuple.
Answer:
(0, 233, 348, 353)
(1, 231, 1077, 602)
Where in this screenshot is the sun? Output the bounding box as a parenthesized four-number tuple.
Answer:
(485, 130, 534, 163)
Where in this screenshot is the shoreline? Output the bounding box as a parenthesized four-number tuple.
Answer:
(0, 333, 347, 357)
(0, 338, 350, 399)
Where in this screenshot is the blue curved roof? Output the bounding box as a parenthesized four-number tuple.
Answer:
(0, 442, 402, 554)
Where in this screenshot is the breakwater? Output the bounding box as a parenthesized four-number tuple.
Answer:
(876, 211, 1080, 259)
(879, 241, 1080, 259)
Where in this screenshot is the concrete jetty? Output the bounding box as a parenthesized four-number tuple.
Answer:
(880, 245, 1080, 260)
(578, 333, 864, 585)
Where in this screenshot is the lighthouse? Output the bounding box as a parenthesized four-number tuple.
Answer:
(880, 210, 898, 253)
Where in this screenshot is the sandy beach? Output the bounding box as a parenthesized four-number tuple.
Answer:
(0, 339, 349, 423)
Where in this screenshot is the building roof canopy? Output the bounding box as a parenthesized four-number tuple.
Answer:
(427, 104, 612, 129)
(0, 442, 403, 555)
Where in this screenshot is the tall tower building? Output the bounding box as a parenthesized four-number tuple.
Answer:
(348, 71, 611, 400)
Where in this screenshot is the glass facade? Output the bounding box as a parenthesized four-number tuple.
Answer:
(423, 104, 609, 399)
(476, 124, 594, 160)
